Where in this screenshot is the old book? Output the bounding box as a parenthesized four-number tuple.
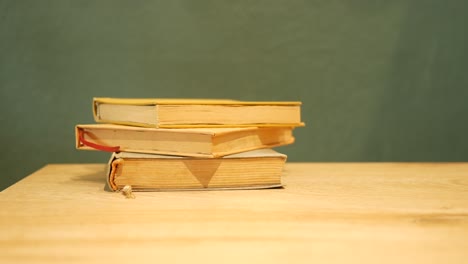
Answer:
(93, 97, 304, 128)
(75, 124, 295, 158)
(106, 149, 286, 191)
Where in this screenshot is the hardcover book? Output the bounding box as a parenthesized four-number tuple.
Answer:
(106, 149, 287, 191)
(76, 124, 295, 158)
(93, 97, 304, 128)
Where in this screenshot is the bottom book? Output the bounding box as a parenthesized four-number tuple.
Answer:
(107, 149, 286, 191)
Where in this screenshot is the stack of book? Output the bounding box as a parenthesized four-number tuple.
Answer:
(75, 98, 304, 191)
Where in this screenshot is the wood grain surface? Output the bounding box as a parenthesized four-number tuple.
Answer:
(1, 163, 467, 264)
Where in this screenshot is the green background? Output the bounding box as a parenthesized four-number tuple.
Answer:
(1, 0, 467, 190)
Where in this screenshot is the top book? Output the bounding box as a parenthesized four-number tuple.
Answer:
(93, 97, 304, 128)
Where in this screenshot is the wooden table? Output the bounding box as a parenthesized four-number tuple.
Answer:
(1, 163, 467, 263)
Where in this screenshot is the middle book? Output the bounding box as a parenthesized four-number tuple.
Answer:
(75, 124, 295, 158)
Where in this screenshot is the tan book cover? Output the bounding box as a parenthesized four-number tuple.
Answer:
(93, 97, 304, 128)
(106, 149, 287, 191)
(75, 124, 295, 158)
